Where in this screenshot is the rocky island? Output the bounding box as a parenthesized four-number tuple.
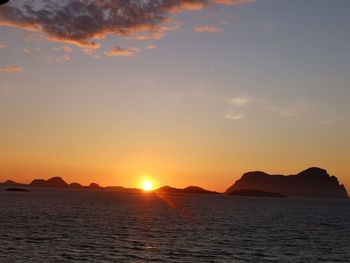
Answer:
(5, 187, 29, 192)
(1, 177, 217, 195)
(226, 167, 349, 199)
(155, 185, 218, 195)
(1, 167, 348, 198)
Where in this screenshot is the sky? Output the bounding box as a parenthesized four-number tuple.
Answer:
(0, 0, 350, 192)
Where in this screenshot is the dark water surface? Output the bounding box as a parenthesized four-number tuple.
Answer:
(0, 188, 349, 262)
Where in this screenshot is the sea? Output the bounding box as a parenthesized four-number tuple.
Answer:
(0, 187, 349, 262)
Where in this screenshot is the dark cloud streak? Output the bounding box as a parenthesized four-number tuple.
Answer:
(0, 0, 253, 49)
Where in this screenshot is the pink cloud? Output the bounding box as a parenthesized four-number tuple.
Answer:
(146, 45, 156, 50)
(0, 65, 23, 73)
(194, 25, 224, 33)
(62, 46, 72, 53)
(104, 47, 140, 57)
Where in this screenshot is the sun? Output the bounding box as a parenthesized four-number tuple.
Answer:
(141, 180, 154, 191)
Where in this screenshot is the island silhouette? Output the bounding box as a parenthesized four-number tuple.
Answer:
(226, 167, 349, 199)
(1, 177, 218, 195)
(1, 167, 348, 198)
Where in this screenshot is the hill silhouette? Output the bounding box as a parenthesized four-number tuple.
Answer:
(30, 177, 68, 188)
(88, 183, 101, 189)
(2, 180, 24, 186)
(70, 182, 83, 188)
(226, 167, 349, 199)
(1, 177, 216, 195)
(1, 167, 348, 198)
(155, 185, 218, 195)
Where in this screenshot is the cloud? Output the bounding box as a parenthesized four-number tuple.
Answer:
(104, 46, 140, 57)
(146, 44, 156, 50)
(0, 65, 23, 73)
(63, 54, 70, 61)
(62, 46, 72, 53)
(228, 96, 251, 107)
(0, 44, 7, 48)
(130, 22, 182, 41)
(43, 54, 70, 63)
(21, 46, 70, 63)
(320, 113, 348, 126)
(22, 47, 41, 55)
(225, 96, 251, 120)
(0, 0, 253, 49)
(218, 20, 229, 25)
(225, 96, 312, 122)
(52, 46, 72, 53)
(215, 0, 255, 5)
(225, 111, 244, 120)
(269, 99, 307, 117)
(194, 25, 224, 33)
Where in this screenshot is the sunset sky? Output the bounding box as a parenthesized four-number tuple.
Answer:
(0, 0, 349, 192)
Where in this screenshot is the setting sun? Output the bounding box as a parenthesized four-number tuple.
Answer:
(141, 180, 154, 191)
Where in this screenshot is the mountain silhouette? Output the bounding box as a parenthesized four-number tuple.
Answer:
(29, 179, 48, 187)
(88, 183, 101, 189)
(2, 180, 23, 186)
(70, 182, 83, 188)
(226, 167, 349, 199)
(156, 186, 183, 194)
(30, 177, 68, 188)
(1, 167, 348, 198)
(155, 185, 218, 195)
(1, 177, 216, 195)
(182, 186, 218, 194)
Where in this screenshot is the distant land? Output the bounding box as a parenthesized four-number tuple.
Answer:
(5, 187, 29, 192)
(0, 177, 217, 195)
(226, 167, 349, 199)
(1, 167, 348, 198)
(155, 186, 218, 195)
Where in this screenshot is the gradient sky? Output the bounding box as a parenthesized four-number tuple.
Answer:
(0, 0, 350, 192)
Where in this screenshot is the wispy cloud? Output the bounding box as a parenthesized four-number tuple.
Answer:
(104, 47, 140, 57)
(215, 0, 255, 5)
(131, 22, 182, 41)
(63, 54, 70, 61)
(0, 0, 253, 51)
(22, 47, 42, 55)
(146, 44, 156, 50)
(194, 25, 224, 33)
(319, 113, 348, 126)
(62, 46, 72, 53)
(225, 110, 244, 120)
(225, 96, 311, 121)
(0, 65, 23, 73)
(22, 46, 71, 63)
(269, 99, 307, 117)
(52, 46, 72, 53)
(228, 96, 252, 107)
(225, 96, 251, 120)
(44, 54, 70, 63)
(218, 20, 229, 25)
